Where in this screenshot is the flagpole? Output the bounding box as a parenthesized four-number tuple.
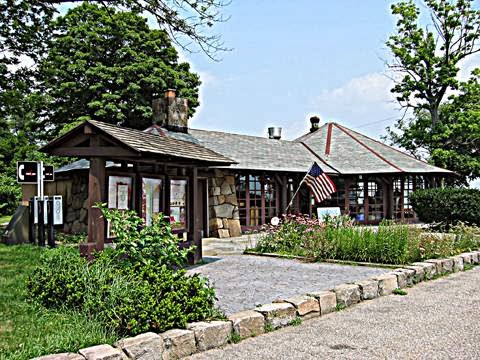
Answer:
(285, 163, 314, 212)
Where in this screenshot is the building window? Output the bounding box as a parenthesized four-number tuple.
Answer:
(403, 176, 414, 220)
(170, 179, 187, 230)
(320, 178, 345, 211)
(248, 175, 262, 226)
(236, 173, 278, 227)
(366, 180, 383, 221)
(264, 175, 277, 223)
(141, 177, 162, 226)
(393, 178, 402, 220)
(348, 179, 365, 221)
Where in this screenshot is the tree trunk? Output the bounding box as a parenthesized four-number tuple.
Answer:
(430, 105, 439, 126)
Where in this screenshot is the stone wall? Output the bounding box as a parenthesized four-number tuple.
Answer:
(44, 173, 88, 235)
(208, 170, 242, 238)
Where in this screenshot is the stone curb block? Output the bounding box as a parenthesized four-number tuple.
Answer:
(333, 283, 361, 307)
(254, 302, 296, 330)
(425, 259, 444, 275)
(161, 329, 196, 360)
(393, 268, 415, 287)
(450, 255, 464, 272)
(281, 295, 320, 319)
(307, 291, 337, 315)
(228, 310, 265, 339)
(354, 279, 379, 300)
(460, 253, 472, 264)
(373, 274, 398, 296)
(472, 251, 480, 264)
(404, 265, 425, 283)
(187, 321, 232, 352)
(79, 345, 126, 360)
(440, 258, 454, 273)
(114, 332, 163, 360)
(412, 262, 437, 280)
(463, 252, 479, 264)
(387, 271, 407, 289)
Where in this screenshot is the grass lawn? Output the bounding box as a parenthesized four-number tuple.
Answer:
(0, 244, 118, 360)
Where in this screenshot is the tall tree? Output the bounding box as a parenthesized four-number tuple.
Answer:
(387, 70, 480, 183)
(0, 0, 229, 63)
(37, 3, 201, 138)
(387, 0, 480, 125)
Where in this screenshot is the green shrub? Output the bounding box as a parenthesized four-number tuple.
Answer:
(27, 248, 217, 336)
(0, 174, 21, 216)
(27, 207, 218, 336)
(411, 188, 480, 226)
(98, 204, 191, 268)
(55, 232, 87, 244)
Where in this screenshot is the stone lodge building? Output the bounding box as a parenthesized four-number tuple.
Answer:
(36, 90, 452, 260)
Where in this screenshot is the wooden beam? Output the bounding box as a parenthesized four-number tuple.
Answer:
(281, 175, 287, 213)
(49, 146, 140, 157)
(87, 156, 106, 251)
(188, 167, 201, 263)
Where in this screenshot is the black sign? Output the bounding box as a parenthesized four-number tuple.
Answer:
(43, 166, 54, 182)
(17, 162, 54, 183)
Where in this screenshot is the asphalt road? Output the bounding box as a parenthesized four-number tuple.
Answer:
(188, 267, 480, 359)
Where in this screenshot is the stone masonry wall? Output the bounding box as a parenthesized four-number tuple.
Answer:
(208, 170, 242, 238)
(45, 173, 89, 235)
(64, 174, 89, 234)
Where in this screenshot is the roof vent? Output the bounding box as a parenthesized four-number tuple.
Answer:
(268, 127, 282, 140)
(310, 116, 320, 132)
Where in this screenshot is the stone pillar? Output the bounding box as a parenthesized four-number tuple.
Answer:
(208, 170, 241, 238)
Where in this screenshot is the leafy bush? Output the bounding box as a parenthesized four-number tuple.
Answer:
(98, 204, 191, 268)
(55, 232, 87, 244)
(27, 208, 218, 336)
(411, 188, 480, 226)
(0, 174, 21, 216)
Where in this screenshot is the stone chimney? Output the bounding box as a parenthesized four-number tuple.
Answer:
(152, 89, 189, 133)
(268, 127, 282, 140)
(310, 116, 320, 133)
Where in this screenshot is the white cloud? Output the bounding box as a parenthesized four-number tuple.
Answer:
(309, 72, 399, 139)
(458, 53, 480, 81)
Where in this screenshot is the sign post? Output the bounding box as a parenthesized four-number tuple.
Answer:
(17, 161, 56, 246)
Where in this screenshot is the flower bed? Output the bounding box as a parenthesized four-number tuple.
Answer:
(250, 215, 480, 265)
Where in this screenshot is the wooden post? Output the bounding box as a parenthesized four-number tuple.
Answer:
(188, 167, 201, 263)
(281, 175, 287, 214)
(87, 156, 106, 251)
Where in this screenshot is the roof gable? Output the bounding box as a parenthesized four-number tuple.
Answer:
(298, 122, 452, 174)
(41, 120, 235, 165)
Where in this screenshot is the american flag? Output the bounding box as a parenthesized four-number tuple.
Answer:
(303, 162, 337, 203)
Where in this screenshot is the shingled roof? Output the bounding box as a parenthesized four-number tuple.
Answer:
(42, 120, 235, 166)
(296, 122, 452, 175)
(50, 120, 452, 176)
(187, 128, 339, 173)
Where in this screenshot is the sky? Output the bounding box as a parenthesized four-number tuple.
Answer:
(184, 0, 399, 140)
(178, 0, 479, 142)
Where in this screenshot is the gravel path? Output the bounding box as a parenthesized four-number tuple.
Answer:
(189, 267, 480, 360)
(187, 255, 385, 315)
